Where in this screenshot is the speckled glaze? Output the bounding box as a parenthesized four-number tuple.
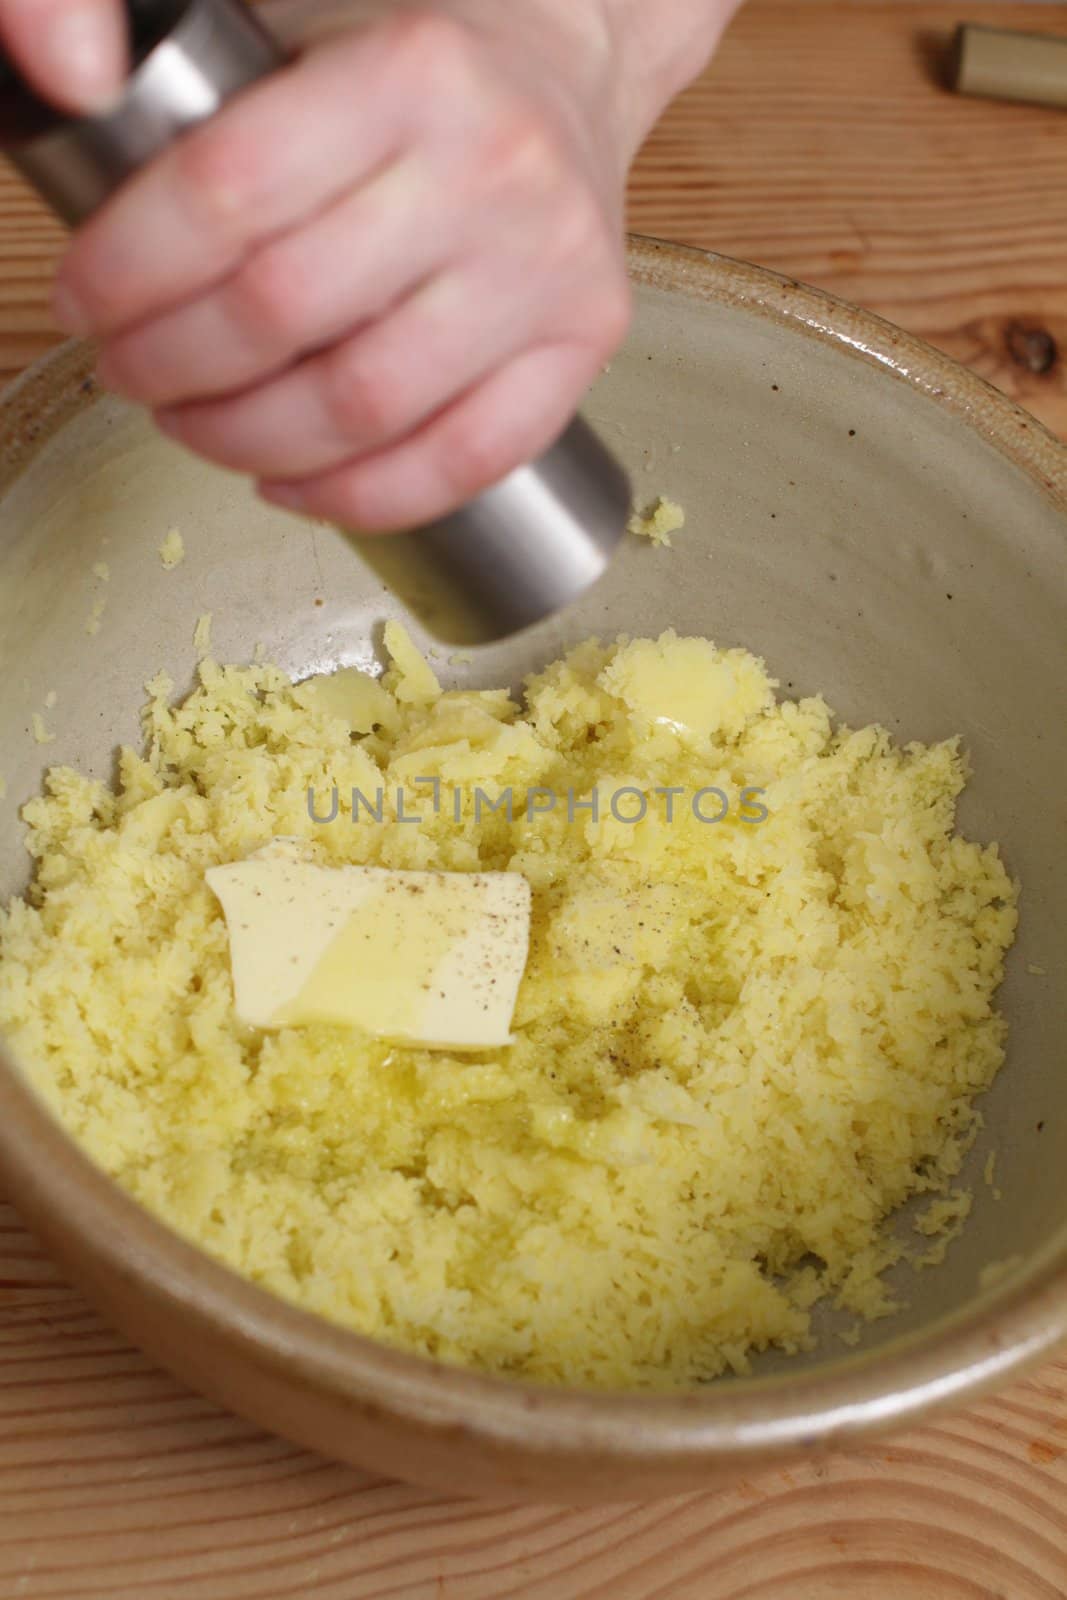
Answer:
(0, 238, 1064, 1502)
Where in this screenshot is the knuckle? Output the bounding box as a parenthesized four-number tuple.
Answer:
(388, 8, 473, 95)
(229, 247, 307, 346)
(482, 109, 562, 201)
(174, 126, 259, 232)
(323, 341, 405, 445)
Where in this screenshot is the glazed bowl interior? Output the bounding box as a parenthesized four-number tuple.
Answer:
(1, 238, 1065, 1493)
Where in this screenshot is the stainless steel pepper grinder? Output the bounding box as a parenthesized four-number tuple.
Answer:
(0, 0, 631, 644)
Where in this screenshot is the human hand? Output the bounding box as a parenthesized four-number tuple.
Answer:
(48, 0, 733, 531)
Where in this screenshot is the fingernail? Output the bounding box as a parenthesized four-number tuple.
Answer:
(51, 7, 127, 115)
(260, 481, 307, 511)
(52, 281, 91, 337)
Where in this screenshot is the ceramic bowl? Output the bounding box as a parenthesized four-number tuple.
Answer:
(1, 238, 1065, 1502)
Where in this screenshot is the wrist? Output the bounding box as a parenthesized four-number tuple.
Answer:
(601, 0, 738, 154)
(439, 0, 730, 184)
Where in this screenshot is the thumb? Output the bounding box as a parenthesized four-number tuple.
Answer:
(0, 0, 128, 115)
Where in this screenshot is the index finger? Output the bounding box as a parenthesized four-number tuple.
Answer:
(53, 18, 412, 338)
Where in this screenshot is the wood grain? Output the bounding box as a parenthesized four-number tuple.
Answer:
(3, 2, 1067, 1594)
(629, 0, 1067, 437)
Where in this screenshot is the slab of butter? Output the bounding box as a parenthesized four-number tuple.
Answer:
(206, 841, 531, 1049)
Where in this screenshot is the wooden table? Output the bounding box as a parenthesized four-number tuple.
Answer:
(2, 3, 1066, 1595)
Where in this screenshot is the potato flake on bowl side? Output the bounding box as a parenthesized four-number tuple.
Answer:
(628, 496, 687, 548)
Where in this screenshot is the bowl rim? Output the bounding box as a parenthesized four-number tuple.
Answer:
(2, 233, 1066, 1469)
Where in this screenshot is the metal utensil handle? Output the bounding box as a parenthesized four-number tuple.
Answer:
(6, 0, 284, 223)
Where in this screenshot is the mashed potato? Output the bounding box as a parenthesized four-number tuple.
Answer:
(0, 628, 1018, 1389)
(628, 497, 686, 548)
